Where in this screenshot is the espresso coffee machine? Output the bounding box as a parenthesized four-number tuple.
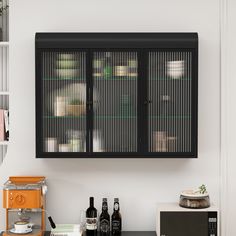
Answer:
(3, 176, 47, 236)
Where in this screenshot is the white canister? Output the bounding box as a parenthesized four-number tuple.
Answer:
(153, 131, 167, 152)
(59, 144, 70, 152)
(70, 138, 84, 152)
(45, 138, 57, 152)
(54, 96, 67, 116)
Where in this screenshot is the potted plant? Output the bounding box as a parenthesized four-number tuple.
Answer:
(67, 99, 86, 116)
(0, 2, 9, 41)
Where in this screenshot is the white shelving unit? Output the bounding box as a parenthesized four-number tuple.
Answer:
(0, 0, 9, 164)
(0, 91, 9, 95)
(0, 42, 8, 46)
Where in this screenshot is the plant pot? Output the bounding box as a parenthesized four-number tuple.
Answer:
(67, 104, 86, 116)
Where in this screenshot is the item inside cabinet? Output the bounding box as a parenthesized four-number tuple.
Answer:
(153, 131, 177, 152)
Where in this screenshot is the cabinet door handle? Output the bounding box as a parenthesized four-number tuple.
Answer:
(144, 100, 152, 105)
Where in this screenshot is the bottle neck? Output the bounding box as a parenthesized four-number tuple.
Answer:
(90, 197, 94, 207)
(102, 202, 108, 212)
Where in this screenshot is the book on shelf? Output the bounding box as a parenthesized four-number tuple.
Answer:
(0, 109, 9, 141)
(4, 109, 9, 141)
(0, 109, 4, 141)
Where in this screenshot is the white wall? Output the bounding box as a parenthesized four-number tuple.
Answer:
(223, 0, 236, 235)
(0, 0, 220, 231)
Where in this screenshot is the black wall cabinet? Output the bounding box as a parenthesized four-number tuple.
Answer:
(35, 33, 198, 158)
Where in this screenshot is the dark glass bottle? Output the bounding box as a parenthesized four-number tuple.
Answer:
(99, 198, 110, 235)
(86, 197, 98, 236)
(111, 198, 122, 235)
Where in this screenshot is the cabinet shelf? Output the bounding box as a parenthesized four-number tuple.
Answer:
(43, 77, 191, 81)
(43, 115, 136, 119)
(44, 115, 86, 119)
(0, 141, 9, 145)
(94, 77, 137, 80)
(150, 115, 191, 119)
(43, 77, 85, 81)
(95, 78, 191, 81)
(150, 78, 191, 81)
(43, 115, 191, 119)
(0, 42, 9, 47)
(0, 92, 9, 95)
(43, 77, 137, 81)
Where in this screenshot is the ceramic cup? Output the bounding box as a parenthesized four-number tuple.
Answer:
(56, 69, 77, 78)
(14, 221, 30, 232)
(167, 60, 184, 79)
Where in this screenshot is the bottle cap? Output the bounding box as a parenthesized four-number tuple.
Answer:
(114, 198, 119, 202)
(102, 198, 107, 202)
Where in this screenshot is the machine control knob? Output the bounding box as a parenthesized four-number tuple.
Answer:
(15, 194, 25, 205)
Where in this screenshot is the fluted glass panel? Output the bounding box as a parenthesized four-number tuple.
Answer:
(93, 52, 138, 152)
(42, 51, 87, 153)
(148, 51, 192, 153)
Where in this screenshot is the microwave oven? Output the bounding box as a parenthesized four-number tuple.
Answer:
(156, 203, 219, 236)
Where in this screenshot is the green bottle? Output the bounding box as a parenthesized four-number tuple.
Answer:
(103, 52, 112, 79)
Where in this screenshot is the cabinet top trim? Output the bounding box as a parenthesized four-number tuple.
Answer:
(35, 32, 198, 49)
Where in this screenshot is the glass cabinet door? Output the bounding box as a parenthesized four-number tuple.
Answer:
(92, 51, 138, 153)
(148, 51, 193, 153)
(38, 49, 195, 156)
(41, 51, 87, 153)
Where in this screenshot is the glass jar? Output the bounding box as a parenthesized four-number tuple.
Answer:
(67, 130, 85, 152)
(179, 194, 210, 209)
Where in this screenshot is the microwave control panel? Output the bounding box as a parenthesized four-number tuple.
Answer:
(208, 211, 217, 236)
